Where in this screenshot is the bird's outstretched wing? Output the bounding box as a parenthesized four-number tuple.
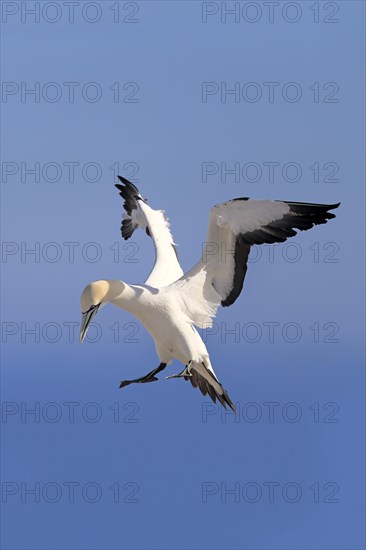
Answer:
(115, 176, 184, 288)
(169, 198, 340, 327)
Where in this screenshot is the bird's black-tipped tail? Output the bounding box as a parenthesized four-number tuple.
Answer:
(186, 362, 236, 413)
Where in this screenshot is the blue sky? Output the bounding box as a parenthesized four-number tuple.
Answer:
(1, 1, 365, 549)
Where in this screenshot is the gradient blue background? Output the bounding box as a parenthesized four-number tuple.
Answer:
(1, 1, 365, 549)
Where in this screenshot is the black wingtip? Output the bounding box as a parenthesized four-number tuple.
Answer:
(317, 202, 341, 211)
(222, 389, 236, 413)
(280, 200, 341, 210)
(116, 175, 139, 193)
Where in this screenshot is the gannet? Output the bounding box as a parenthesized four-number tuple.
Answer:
(80, 176, 340, 411)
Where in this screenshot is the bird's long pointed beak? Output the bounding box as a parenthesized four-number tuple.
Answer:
(79, 305, 100, 343)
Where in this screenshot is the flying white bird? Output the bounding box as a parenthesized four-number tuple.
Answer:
(80, 176, 340, 411)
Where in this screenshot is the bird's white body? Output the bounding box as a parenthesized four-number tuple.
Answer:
(110, 282, 214, 370)
(79, 176, 339, 410)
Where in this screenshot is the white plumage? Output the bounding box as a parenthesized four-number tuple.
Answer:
(79, 176, 340, 411)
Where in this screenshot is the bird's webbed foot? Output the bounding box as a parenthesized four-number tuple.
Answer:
(166, 360, 193, 380)
(119, 362, 167, 389)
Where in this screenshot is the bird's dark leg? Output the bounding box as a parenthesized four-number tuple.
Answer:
(166, 360, 193, 380)
(119, 363, 167, 389)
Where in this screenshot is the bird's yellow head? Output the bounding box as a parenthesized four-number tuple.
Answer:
(79, 280, 109, 343)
